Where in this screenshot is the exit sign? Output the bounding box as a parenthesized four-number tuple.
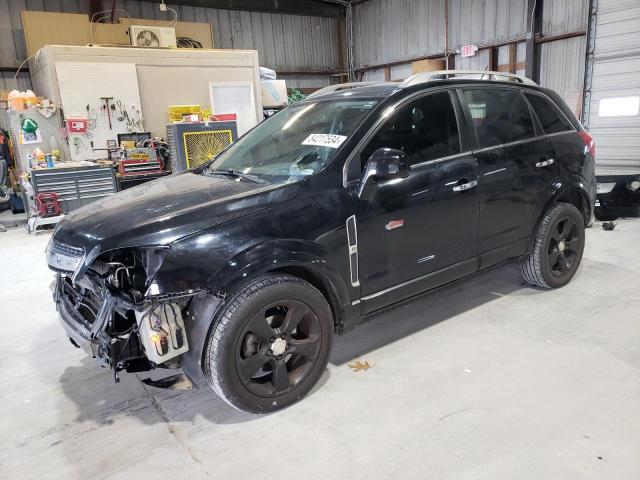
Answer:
(461, 44, 479, 57)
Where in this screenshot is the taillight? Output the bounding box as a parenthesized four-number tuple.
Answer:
(578, 131, 596, 160)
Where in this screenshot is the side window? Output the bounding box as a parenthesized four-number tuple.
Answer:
(463, 89, 536, 149)
(525, 93, 573, 134)
(361, 91, 461, 168)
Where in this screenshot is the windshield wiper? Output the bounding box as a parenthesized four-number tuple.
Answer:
(205, 168, 266, 184)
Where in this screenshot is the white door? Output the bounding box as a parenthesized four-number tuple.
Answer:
(584, 0, 640, 176)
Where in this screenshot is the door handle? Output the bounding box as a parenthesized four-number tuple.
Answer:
(452, 179, 478, 192)
(536, 158, 555, 168)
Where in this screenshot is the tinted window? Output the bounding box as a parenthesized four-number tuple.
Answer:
(463, 89, 536, 149)
(525, 93, 573, 134)
(361, 91, 461, 168)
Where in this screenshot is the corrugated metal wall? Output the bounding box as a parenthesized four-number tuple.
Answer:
(353, 0, 589, 113)
(353, 0, 528, 69)
(0, 0, 341, 91)
(447, 0, 528, 49)
(539, 36, 586, 114)
(538, 0, 589, 114)
(354, 0, 445, 68)
(542, 0, 589, 36)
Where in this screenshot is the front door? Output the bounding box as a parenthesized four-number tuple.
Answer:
(350, 91, 480, 313)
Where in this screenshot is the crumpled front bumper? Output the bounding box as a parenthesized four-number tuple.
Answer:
(54, 274, 96, 355)
(54, 274, 118, 368)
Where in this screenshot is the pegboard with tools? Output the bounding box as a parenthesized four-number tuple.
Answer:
(55, 61, 145, 162)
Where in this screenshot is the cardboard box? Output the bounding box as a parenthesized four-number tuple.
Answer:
(92, 23, 131, 45)
(21, 11, 214, 56)
(261, 80, 288, 107)
(22, 11, 91, 57)
(411, 59, 446, 74)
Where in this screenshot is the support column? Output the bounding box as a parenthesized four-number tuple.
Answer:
(525, 0, 544, 82)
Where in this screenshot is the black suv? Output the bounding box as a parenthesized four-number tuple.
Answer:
(47, 72, 596, 413)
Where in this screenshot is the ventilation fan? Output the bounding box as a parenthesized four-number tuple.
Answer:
(136, 29, 160, 47)
(167, 121, 239, 173)
(128, 26, 177, 48)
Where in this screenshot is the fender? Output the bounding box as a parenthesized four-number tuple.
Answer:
(214, 239, 353, 330)
(179, 239, 354, 389)
(530, 175, 594, 246)
(569, 173, 596, 223)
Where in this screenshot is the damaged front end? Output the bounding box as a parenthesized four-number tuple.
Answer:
(49, 240, 204, 384)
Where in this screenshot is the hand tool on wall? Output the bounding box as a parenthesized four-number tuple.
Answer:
(100, 97, 114, 129)
(86, 104, 97, 130)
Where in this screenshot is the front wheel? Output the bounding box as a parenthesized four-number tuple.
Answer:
(204, 274, 333, 413)
(521, 202, 585, 289)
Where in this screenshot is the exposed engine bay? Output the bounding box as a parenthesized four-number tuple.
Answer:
(51, 243, 201, 383)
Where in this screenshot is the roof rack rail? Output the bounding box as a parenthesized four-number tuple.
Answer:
(306, 81, 394, 98)
(402, 70, 537, 87)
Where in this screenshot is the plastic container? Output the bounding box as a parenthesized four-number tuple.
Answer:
(24, 90, 37, 107)
(7, 90, 25, 110)
(34, 148, 45, 167)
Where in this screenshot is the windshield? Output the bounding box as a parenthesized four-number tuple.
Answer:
(206, 98, 379, 184)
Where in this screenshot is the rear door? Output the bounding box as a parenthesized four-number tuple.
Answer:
(459, 87, 557, 262)
(524, 90, 583, 187)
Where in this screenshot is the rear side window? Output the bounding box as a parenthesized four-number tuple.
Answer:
(525, 93, 573, 134)
(463, 89, 536, 149)
(361, 91, 461, 168)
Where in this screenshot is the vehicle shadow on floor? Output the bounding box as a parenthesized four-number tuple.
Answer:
(57, 263, 536, 426)
(58, 355, 332, 426)
(330, 263, 531, 365)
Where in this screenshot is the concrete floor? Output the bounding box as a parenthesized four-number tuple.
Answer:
(1, 220, 639, 480)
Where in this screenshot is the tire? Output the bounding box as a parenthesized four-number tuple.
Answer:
(521, 202, 585, 289)
(594, 207, 618, 222)
(204, 273, 333, 413)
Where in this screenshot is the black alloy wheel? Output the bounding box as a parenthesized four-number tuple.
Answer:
(205, 274, 333, 413)
(522, 202, 585, 288)
(547, 216, 580, 278)
(237, 300, 322, 397)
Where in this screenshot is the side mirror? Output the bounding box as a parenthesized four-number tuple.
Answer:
(358, 148, 410, 198)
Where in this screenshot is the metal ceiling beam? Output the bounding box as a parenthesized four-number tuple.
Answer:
(133, 0, 344, 18)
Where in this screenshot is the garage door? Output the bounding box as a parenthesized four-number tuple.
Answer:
(584, 0, 640, 176)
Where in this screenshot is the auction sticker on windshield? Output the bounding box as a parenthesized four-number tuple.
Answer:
(302, 133, 347, 149)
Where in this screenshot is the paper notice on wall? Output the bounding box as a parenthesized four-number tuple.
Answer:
(301, 133, 347, 149)
(209, 82, 257, 137)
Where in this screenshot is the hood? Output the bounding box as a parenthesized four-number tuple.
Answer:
(53, 172, 300, 255)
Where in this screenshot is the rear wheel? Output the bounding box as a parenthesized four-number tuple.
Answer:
(522, 202, 585, 289)
(205, 274, 333, 413)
